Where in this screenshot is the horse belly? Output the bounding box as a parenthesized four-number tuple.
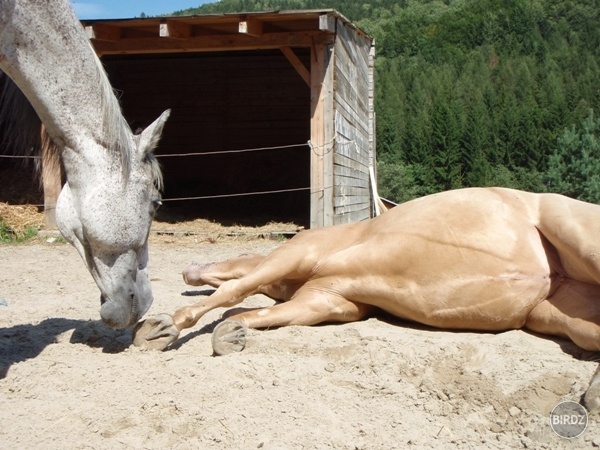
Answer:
(338, 239, 553, 331)
(391, 273, 553, 330)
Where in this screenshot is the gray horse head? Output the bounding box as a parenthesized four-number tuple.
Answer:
(56, 110, 170, 328)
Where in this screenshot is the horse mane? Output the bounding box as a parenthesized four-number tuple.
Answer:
(91, 50, 164, 191)
(91, 47, 133, 180)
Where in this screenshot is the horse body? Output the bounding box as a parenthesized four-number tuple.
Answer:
(0, 0, 169, 327)
(167, 187, 589, 337)
(296, 187, 554, 331)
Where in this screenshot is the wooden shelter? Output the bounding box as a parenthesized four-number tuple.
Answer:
(59, 10, 375, 228)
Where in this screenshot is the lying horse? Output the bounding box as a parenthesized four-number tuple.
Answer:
(134, 187, 600, 411)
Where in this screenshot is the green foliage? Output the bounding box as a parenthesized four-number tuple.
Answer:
(544, 110, 600, 203)
(0, 220, 39, 243)
(174, 0, 600, 203)
(377, 160, 437, 203)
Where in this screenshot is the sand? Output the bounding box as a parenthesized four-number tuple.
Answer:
(1, 236, 599, 449)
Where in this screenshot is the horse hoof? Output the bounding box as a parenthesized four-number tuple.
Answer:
(182, 263, 203, 285)
(132, 313, 180, 351)
(212, 320, 247, 356)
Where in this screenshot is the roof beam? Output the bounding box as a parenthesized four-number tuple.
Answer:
(319, 15, 336, 33)
(238, 18, 263, 37)
(160, 20, 192, 39)
(280, 47, 310, 87)
(90, 31, 334, 56)
(85, 24, 122, 41)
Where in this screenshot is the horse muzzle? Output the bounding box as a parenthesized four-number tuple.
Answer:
(99, 273, 153, 328)
(100, 294, 138, 328)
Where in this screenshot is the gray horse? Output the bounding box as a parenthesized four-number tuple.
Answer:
(0, 0, 169, 327)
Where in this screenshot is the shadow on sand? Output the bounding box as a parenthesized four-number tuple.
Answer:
(375, 311, 600, 363)
(0, 317, 133, 378)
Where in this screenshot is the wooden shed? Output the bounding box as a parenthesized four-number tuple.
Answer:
(70, 10, 376, 228)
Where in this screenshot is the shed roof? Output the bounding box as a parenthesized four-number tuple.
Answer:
(81, 9, 371, 56)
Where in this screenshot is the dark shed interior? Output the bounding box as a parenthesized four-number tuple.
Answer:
(103, 49, 312, 226)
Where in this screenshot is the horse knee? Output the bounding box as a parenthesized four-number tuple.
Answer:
(331, 302, 373, 322)
(305, 296, 372, 323)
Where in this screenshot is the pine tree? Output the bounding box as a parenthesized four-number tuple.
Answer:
(545, 110, 600, 202)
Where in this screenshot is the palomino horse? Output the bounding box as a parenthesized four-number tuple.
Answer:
(134, 187, 600, 412)
(0, 0, 169, 327)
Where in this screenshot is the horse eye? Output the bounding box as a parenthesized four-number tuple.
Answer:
(152, 199, 162, 210)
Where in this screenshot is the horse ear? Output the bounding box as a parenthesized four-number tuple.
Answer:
(138, 109, 170, 156)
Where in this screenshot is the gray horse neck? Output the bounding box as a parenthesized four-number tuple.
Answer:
(0, 0, 126, 162)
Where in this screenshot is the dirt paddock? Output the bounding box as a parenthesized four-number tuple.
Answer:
(1, 234, 600, 449)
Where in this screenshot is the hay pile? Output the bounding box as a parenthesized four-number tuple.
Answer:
(0, 202, 44, 236)
(0, 202, 300, 242)
(150, 217, 301, 243)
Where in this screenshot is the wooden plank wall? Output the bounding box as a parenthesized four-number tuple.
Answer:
(332, 20, 374, 225)
(103, 50, 312, 226)
(309, 42, 335, 228)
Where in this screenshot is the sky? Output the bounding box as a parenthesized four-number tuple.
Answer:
(70, 1, 215, 20)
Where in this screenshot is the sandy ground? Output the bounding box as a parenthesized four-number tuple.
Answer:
(1, 235, 600, 449)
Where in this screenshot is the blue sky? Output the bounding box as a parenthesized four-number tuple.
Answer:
(70, 1, 214, 20)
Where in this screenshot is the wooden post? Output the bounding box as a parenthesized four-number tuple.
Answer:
(310, 43, 335, 228)
(368, 43, 377, 219)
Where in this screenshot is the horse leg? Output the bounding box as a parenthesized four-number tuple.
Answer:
(212, 289, 374, 355)
(133, 244, 321, 350)
(182, 254, 265, 288)
(537, 194, 600, 285)
(525, 280, 600, 413)
(181, 253, 291, 300)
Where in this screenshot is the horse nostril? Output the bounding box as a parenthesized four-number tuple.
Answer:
(100, 295, 107, 305)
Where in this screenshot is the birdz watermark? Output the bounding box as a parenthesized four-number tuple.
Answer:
(549, 401, 588, 439)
